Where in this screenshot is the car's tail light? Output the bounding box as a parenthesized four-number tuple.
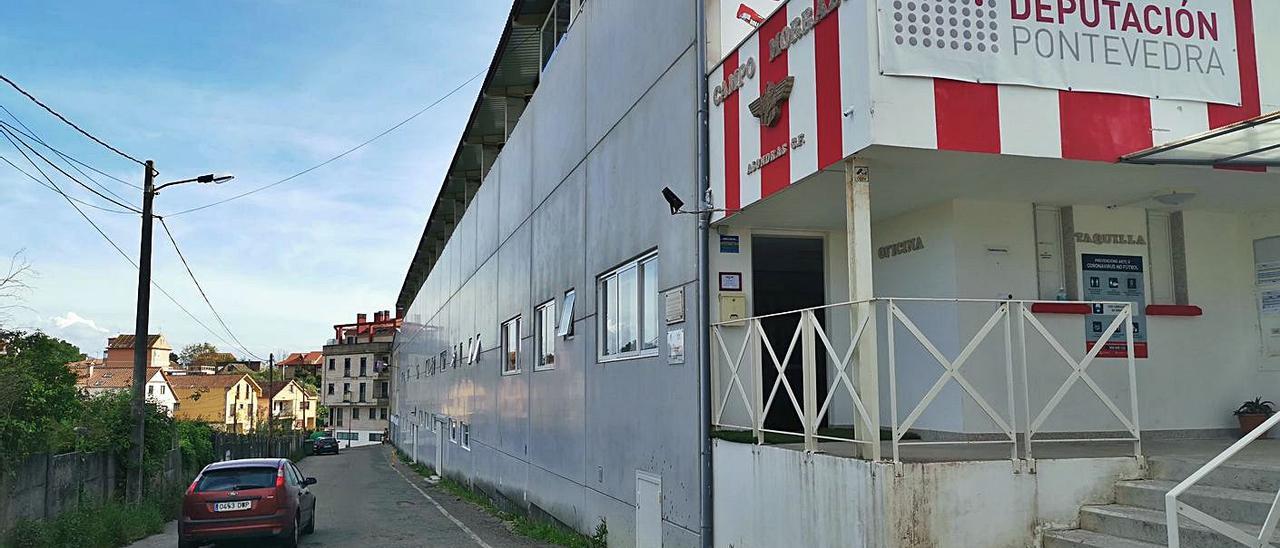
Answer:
(186, 477, 199, 495)
(275, 466, 285, 488)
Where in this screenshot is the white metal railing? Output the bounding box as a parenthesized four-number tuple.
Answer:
(710, 297, 1141, 465)
(1165, 412, 1280, 548)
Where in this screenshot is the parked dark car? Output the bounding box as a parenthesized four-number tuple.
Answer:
(312, 435, 339, 455)
(179, 458, 317, 548)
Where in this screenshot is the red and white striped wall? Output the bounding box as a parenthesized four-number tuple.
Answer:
(709, 0, 1280, 221)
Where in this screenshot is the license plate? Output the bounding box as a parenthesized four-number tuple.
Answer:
(213, 500, 252, 512)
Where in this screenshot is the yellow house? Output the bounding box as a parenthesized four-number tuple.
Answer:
(170, 374, 261, 433)
(257, 380, 319, 431)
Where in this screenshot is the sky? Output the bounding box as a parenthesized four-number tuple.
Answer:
(0, 2, 511, 358)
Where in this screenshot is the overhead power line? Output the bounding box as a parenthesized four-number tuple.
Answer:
(157, 217, 263, 361)
(0, 152, 136, 214)
(0, 73, 146, 166)
(166, 69, 486, 217)
(2, 124, 141, 213)
(0, 126, 245, 353)
(0, 106, 141, 191)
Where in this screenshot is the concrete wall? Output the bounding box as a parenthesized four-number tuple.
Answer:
(713, 440, 1143, 548)
(393, 1, 703, 545)
(0, 451, 117, 535)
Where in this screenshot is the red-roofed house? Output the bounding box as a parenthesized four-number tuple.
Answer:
(77, 366, 177, 416)
(276, 351, 323, 379)
(103, 334, 174, 370)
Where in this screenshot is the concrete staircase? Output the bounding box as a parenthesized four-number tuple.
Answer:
(1043, 456, 1280, 547)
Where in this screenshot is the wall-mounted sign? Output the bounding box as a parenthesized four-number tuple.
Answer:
(1074, 232, 1147, 245)
(1081, 253, 1148, 358)
(768, 0, 843, 60)
(665, 287, 686, 325)
(719, 272, 743, 292)
(876, 0, 1241, 105)
(749, 76, 794, 126)
(878, 237, 925, 259)
(667, 328, 686, 365)
(720, 234, 741, 254)
(713, 56, 757, 106)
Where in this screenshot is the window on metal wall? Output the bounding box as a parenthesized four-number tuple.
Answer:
(461, 423, 470, 450)
(469, 334, 480, 364)
(450, 419, 459, 443)
(501, 316, 521, 375)
(557, 289, 576, 338)
(599, 252, 659, 360)
(534, 300, 556, 371)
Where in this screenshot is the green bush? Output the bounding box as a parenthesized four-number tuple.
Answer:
(76, 391, 175, 486)
(0, 330, 83, 469)
(176, 421, 214, 473)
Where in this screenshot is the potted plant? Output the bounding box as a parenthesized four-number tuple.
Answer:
(1233, 397, 1276, 436)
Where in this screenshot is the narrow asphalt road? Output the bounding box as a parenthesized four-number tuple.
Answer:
(127, 445, 549, 548)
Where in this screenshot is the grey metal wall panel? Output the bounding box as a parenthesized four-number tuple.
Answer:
(531, 13, 588, 206)
(498, 107, 534, 242)
(583, 0, 696, 148)
(527, 309, 587, 483)
(474, 175, 501, 266)
(531, 166, 586, 305)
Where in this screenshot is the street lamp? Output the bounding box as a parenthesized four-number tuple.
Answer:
(127, 161, 233, 503)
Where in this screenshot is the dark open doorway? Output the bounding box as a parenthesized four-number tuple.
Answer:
(751, 235, 828, 432)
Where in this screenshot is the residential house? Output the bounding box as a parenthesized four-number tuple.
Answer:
(256, 380, 319, 431)
(275, 351, 323, 380)
(77, 366, 177, 416)
(216, 360, 262, 374)
(65, 357, 103, 382)
(170, 373, 261, 433)
(103, 334, 173, 369)
(322, 311, 398, 445)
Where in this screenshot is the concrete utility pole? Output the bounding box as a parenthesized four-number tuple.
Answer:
(126, 161, 156, 504)
(125, 164, 234, 503)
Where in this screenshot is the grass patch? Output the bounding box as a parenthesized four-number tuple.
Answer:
(394, 449, 606, 548)
(2, 486, 184, 548)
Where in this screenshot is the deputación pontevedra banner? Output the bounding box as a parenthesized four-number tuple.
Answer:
(876, 0, 1242, 105)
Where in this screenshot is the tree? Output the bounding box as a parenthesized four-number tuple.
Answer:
(178, 342, 221, 369)
(0, 330, 83, 466)
(0, 250, 33, 326)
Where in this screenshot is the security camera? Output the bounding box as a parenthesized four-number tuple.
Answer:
(661, 187, 685, 215)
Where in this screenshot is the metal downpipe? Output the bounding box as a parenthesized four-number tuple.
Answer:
(694, 1, 714, 546)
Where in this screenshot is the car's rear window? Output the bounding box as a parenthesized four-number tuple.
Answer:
(195, 467, 278, 492)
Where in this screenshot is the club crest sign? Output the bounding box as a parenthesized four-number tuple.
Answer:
(876, 0, 1242, 105)
(749, 76, 795, 127)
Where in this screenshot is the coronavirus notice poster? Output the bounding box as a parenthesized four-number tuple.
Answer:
(876, 0, 1242, 105)
(1081, 254, 1147, 358)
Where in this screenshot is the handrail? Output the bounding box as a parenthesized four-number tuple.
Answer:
(1165, 412, 1280, 548)
(711, 296, 1143, 464)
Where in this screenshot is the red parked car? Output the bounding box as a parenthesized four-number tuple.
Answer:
(179, 458, 317, 548)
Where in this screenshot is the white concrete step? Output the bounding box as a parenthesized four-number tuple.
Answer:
(1042, 528, 1164, 548)
(1078, 504, 1276, 547)
(1115, 479, 1278, 525)
(1148, 456, 1280, 492)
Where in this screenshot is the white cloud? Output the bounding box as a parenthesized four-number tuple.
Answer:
(53, 311, 109, 333)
